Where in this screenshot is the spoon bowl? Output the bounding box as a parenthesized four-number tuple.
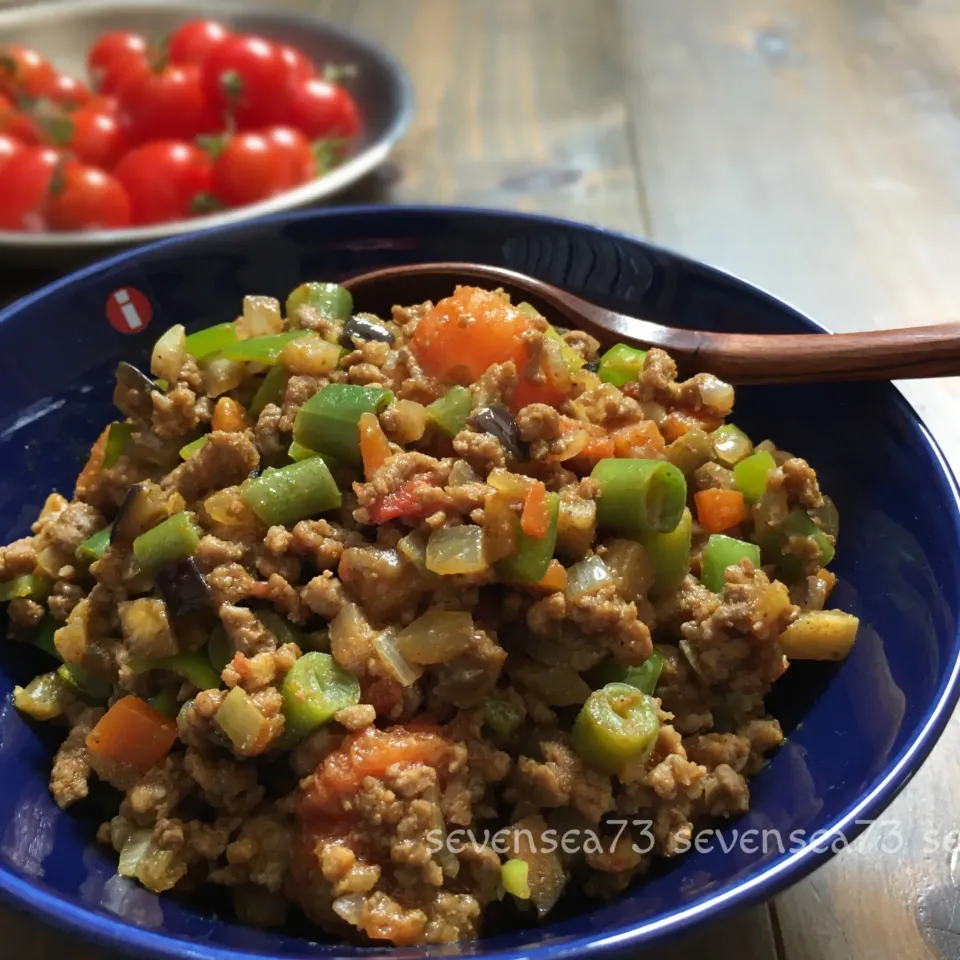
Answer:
(343, 261, 960, 384)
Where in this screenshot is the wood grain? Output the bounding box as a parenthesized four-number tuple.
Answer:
(621, 0, 960, 958)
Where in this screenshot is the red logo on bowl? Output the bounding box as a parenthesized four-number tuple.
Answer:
(106, 287, 152, 334)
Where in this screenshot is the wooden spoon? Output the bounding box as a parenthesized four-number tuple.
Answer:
(341, 261, 960, 385)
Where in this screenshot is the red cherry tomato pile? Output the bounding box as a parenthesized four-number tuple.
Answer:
(0, 19, 360, 232)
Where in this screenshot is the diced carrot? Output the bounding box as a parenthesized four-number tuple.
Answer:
(662, 410, 724, 443)
(358, 411, 392, 479)
(537, 558, 568, 592)
(212, 396, 247, 432)
(694, 488, 748, 533)
(520, 481, 549, 538)
(611, 420, 665, 457)
(410, 286, 532, 384)
(85, 696, 178, 772)
(74, 425, 110, 497)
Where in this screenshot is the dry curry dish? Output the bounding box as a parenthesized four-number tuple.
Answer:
(0, 283, 858, 944)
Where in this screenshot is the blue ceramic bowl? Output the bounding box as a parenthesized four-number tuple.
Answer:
(1, 207, 958, 960)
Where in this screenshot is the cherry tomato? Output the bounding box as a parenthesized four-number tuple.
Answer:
(0, 132, 23, 175)
(85, 94, 118, 115)
(46, 160, 131, 230)
(46, 72, 93, 109)
(285, 77, 360, 139)
(278, 44, 315, 83)
(57, 105, 128, 168)
(0, 146, 59, 230)
(167, 19, 232, 69)
(0, 95, 41, 144)
(202, 34, 296, 129)
(211, 128, 314, 207)
(117, 62, 218, 145)
(114, 140, 212, 225)
(87, 31, 149, 95)
(0, 45, 58, 100)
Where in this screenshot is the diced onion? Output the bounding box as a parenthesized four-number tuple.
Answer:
(397, 530, 430, 573)
(397, 609, 474, 665)
(698, 374, 735, 414)
(280, 334, 342, 376)
(201, 356, 245, 398)
(603, 540, 653, 603)
(118, 829, 154, 878)
(565, 556, 615, 602)
(151, 324, 187, 384)
(374, 627, 424, 686)
(487, 469, 531, 498)
(238, 296, 283, 339)
(204, 487, 257, 526)
(216, 686, 268, 753)
(425, 526, 490, 575)
(679, 639, 706, 682)
(332, 894, 366, 926)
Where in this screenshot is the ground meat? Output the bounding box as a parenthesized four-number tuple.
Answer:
(251, 572, 308, 622)
(291, 519, 358, 570)
(684, 733, 751, 772)
(42, 500, 104, 559)
(121, 754, 194, 826)
(184, 747, 265, 815)
(567, 587, 653, 664)
(222, 642, 300, 692)
(49, 707, 101, 808)
(279, 376, 321, 431)
(219, 605, 276, 656)
(468, 361, 517, 409)
(164, 431, 260, 502)
(561, 329, 601, 361)
(301, 572, 346, 621)
(8, 597, 44, 628)
(512, 741, 613, 823)
(205, 563, 256, 606)
(152, 383, 200, 440)
(177, 689, 226, 750)
(291, 304, 341, 339)
(47, 581, 84, 622)
(452, 430, 506, 474)
(0, 537, 37, 579)
(194, 535, 249, 573)
(335, 704, 377, 730)
(697, 763, 750, 817)
(254, 403, 286, 461)
(564, 381, 644, 430)
(776, 457, 825, 509)
(429, 629, 506, 708)
(214, 811, 292, 892)
(353, 453, 451, 515)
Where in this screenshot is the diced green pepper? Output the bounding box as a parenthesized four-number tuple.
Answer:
(293, 383, 394, 464)
(701, 534, 761, 593)
(132, 512, 202, 575)
(280, 651, 360, 744)
(287, 442, 344, 475)
(780, 507, 836, 566)
(241, 458, 342, 527)
(31, 615, 59, 659)
(496, 492, 560, 584)
(733, 450, 776, 503)
(543, 323, 586, 373)
(258, 610, 307, 648)
(482, 698, 524, 741)
(185, 322, 239, 361)
(597, 343, 647, 387)
(76, 526, 111, 562)
(57, 662, 112, 700)
(759, 507, 836, 582)
(222, 331, 308, 365)
(285, 282, 353, 322)
(712, 424, 753, 465)
(571, 682, 660, 775)
(179, 435, 208, 460)
(592, 458, 687, 536)
(640, 507, 693, 593)
(128, 652, 221, 691)
(0, 573, 53, 603)
(426, 386, 472, 437)
(588, 649, 665, 696)
(207, 624, 233, 672)
(103, 422, 133, 469)
(148, 687, 181, 719)
(249, 364, 289, 417)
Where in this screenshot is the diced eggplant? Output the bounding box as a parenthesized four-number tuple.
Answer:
(155, 558, 212, 618)
(339, 314, 395, 349)
(472, 405, 528, 461)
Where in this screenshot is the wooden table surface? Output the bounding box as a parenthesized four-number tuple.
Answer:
(4, 1, 960, 958)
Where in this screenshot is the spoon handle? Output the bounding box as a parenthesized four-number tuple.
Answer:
(662, 323, 960, 384)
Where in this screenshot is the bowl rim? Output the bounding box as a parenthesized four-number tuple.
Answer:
(0, 0, 415, 249)
(1, 203, 959, 960)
